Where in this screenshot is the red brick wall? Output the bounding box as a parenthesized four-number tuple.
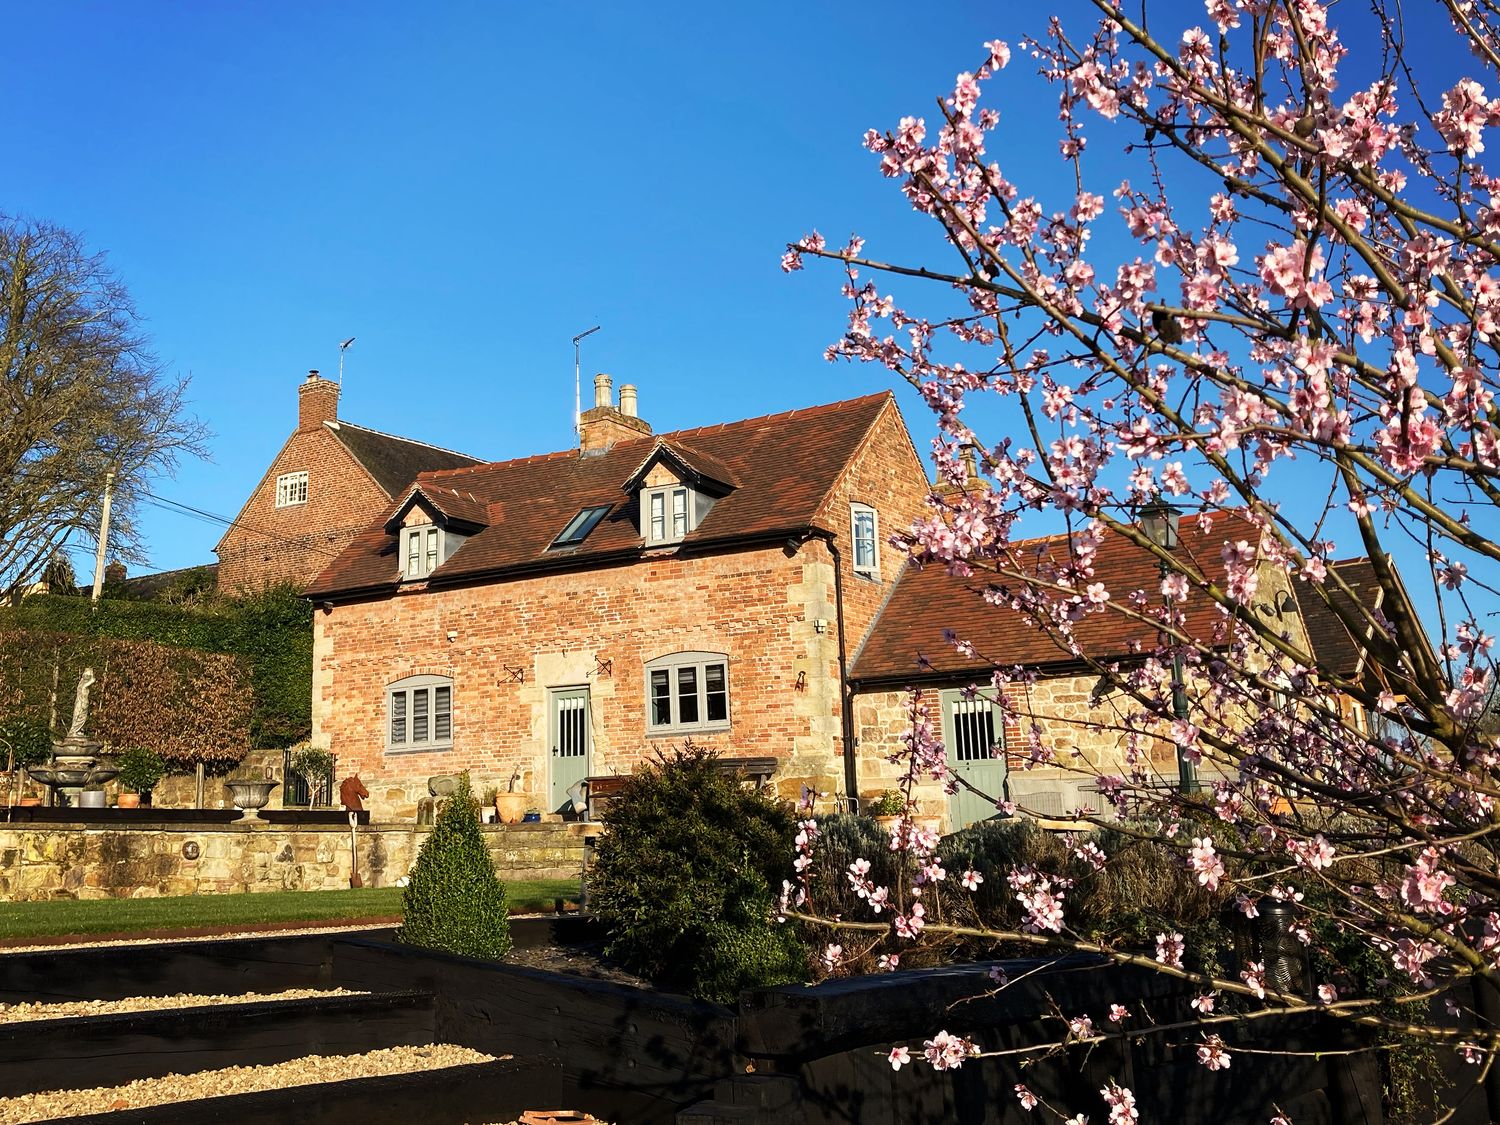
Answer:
(816, 398, 931, 678)
(217, 425, 391, 594)
(313, 544, 847, 817)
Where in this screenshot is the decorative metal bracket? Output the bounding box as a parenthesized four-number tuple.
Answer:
(594, 655, 613, 679)
(503, 665, 526, 684)
(794, 670, 807, 692)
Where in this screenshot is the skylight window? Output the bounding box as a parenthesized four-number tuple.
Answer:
(551, 504, 612, 548)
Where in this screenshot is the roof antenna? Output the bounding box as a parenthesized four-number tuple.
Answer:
(572, 325, 601, 436)
(337, 337, 356, 385)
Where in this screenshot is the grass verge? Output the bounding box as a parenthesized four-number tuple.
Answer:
(0, 880, 579, 941)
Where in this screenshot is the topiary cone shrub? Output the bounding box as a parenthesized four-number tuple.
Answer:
(587, 743, 807, 1003)
(396, 775, 512, 959)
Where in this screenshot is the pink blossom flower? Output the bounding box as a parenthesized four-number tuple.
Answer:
(1156, 931, 1185, 968)
(923, 1030, 972, 1070)
(1109, 1004, 1131, 1023)
(1015, 1083, 1038, 1110)
(1101, 1082, 1139, 1124)
(1197, 1034, 1232, 1070)
(962, 869, 984, 891)
(1068, 1013, 1096, 1038)
(1317, 984, 1338, 1004)
(888, 1046, 910, 1070)
(1242, 961, 1267, 999)
(1188, 838, 1225, 891)
(1191, 992, 1217, 1013)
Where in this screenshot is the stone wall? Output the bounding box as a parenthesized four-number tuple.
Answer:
(0, 820, 586, 902)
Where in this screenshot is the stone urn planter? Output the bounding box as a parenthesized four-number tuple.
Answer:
(225, 779, 279, 821)
(494, 791, 529, 825)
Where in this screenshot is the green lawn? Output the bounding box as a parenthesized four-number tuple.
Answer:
(0, 880, 579, 942)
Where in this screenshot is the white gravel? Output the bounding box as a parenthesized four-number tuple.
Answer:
(0, 1043, 499, 1124)
(0, 987, 366, 1023)
(0, 923, 389, 956)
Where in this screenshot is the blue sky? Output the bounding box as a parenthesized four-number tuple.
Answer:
(7, 1, 1457, 617)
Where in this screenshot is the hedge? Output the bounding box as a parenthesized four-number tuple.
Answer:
(1, 585, 311, 750)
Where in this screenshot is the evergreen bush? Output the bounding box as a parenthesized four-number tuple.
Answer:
(0, 715, 51, 771)
(396, 776, 512, 959)
(588, 744, 807, 1003)
(115, 746, 166, 794)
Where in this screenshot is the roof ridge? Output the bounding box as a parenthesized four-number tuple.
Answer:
(417, 392, 894, 480)
(329, 419, 483, 463)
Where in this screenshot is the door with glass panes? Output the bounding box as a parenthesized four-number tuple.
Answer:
(941, 688, 1007, 830)
(549, 687, 592, 815)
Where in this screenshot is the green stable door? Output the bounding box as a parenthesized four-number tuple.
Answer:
(549, 687, 592, 816)
(941, 688, 1008, 830)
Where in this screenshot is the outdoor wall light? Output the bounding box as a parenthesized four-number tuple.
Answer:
(812, 618, 829, 634)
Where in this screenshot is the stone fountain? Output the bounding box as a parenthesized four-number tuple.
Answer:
(26, 668, 118, 805)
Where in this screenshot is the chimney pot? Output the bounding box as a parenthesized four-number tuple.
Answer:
(307, 369, 320, 382)
(593, 372, 613, 409)
(619, 384, 638, 418)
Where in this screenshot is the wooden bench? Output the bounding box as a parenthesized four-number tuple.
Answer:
(581, 756, 779, 820)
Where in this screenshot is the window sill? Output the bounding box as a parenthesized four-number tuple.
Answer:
(647, 723, 730, 739)
(854, 569, 882, 583)
(384, 743, 453, 755)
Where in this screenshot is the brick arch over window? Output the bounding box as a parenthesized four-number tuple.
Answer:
(387, 673, 453, 752)
(644, 651, 731, 736)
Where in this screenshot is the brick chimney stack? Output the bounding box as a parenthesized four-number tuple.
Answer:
(298, 369, 340, 431)
(579, 373, 650, 455)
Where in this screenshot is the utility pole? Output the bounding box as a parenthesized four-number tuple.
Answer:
(89, 471, 115, 608)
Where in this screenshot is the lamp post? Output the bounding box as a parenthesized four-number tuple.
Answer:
(1139, 497, 1198, 795)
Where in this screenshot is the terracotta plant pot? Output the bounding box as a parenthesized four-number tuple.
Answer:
(494, 792, 529, 825)
(117, 792, 141, 809)
(874, 814, 902, 833)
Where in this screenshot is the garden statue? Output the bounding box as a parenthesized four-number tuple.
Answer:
(339, 773, 368, 813)
(65, 667, 96, 741)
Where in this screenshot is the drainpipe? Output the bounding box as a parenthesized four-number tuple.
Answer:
(808, 530, 857, 804)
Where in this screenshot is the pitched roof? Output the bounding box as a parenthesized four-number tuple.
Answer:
(1292, 558, 1382, 681)
(388, 483, 491, 532)
(851, 510, 1264, 683)
(307, 392, 894, 599)
(326, 421, 482, 497)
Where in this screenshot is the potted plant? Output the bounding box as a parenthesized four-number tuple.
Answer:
(289, 744, 336, 807)
(494, 768, 529, 825)
(869, 789, 906, 831)
(0, 715, 51, 807)
(480, 786, 499, 824)
(115, 747, 166, 808)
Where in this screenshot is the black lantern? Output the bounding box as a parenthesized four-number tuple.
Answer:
(1139, 496, 1182, 551)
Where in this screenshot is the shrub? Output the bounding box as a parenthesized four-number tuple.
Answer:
(115, 746, 166, 793)
(289, 744, 335, 787)
(588, 745, 808, 1002)
(396, 775, 512, 959)
(0, 715, 51, 771)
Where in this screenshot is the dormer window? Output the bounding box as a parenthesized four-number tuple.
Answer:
(851, 503, 879, 579)
(403, 524, 443, 580)
(645, 485, 692, 545)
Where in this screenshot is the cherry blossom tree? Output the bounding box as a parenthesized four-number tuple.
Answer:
(785, 0, 1500, 1118)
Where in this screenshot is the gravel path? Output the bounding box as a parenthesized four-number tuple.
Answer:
(0, 1044, 498, 1124)
(0, 987, 365, 1023)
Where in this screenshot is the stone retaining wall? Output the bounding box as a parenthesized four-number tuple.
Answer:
(0, 820, 587, 902)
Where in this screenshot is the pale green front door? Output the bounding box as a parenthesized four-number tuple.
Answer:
(942, 688, 1007, 830)
(549, 687, 592, 815)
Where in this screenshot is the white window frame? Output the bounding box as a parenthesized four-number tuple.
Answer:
(401, 524, 444, 580)
(851, 502, 879, 579)
(387, 674, 453, 752)
(275, 471, 308, 508)
(643, 485, 692, 545)
(645, 651, 730, 735)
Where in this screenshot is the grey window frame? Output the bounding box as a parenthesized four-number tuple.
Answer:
(387, 674, 453, 753)
(401, 524, 444, 580)
(645, 651, 730, 736)
(551, 504, 612, 549)
(851, 502, 879, 579)
(275, 470, 308, 508)
(643, 484, 693, 545)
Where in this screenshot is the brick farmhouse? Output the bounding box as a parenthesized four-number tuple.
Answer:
(304, 379, 1398, 827)
(216, 371, 482, 594)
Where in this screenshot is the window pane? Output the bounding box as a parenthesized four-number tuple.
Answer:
(406, 532, 420, 578)
(413, 687, 430, 743)
(425, 528, 439, 572)
(434, 686, 451, 741)
(649, 492, 665, 541)
(650, 669, 672, 726)
(705, 662, 728, 722)
(853, 508, 877, 570)
(677, 666, 699, 724)
(671, 488, 688, 538)
(390, 691, 407, 745)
